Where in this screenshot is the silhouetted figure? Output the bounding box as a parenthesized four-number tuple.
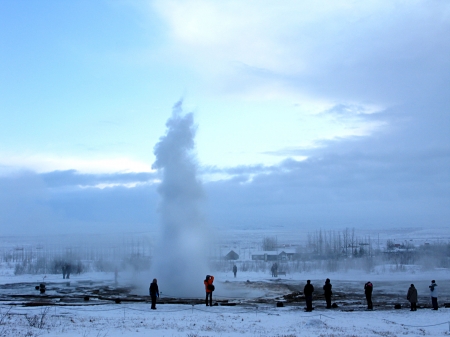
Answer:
(66, 264, 71, 279)
(270, 263, 278, 277)
(364, 281, 373, 310)
(62, 264, 67, 279)
(233, 265, 237, 278)
(323, 278, 332, 309)
(304, 280, 314, 312)
(204, 275, 215, 306)
(429, 280, 438, 310)
(149, 278, 159, 310)
(407, 284, 418, 311)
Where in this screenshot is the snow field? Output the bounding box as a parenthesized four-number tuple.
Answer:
(2, 302, 450, 337)
(1, 259, 450, 336)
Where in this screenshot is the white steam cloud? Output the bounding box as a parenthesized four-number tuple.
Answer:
(151, 100, 209, 297)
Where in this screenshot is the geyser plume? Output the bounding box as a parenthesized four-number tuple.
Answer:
(151, 100, 209, 297)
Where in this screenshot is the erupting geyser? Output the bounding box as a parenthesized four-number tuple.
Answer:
(151, 100, 209, 297)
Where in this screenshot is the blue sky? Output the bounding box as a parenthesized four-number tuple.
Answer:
(0, 0, 449, 235)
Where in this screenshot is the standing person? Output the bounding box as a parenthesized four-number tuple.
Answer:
(149, 279, 159, 310)
(429, 280, 438, 310)
(273, 263, 278, 277)
(304, 280, 314, 312)
(407, 284, 418, 311)
(62, 264, 66, 279)
(323, 278, 332, 309)
(233, 265, 237, 278)
(66, 263, 71, 279)
(364, 281, 373, 310)
(271, 264, 275, 277)
(204, 275, 215, 306)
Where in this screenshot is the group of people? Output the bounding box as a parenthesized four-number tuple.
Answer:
(367, 280, 439, 311)
(302, 279, 332, 312)
(148, 276, 440, 311)
(270, 263, 278, 277)
(305, 279, 439, 311)
(61, 263, 72, 279)
(147, 275, 216, 309)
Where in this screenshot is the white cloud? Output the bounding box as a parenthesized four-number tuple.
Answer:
(78, 181, 155, 189)
(148, 0, 440, 168)
(154, 0, 384, 72)
(0, 153, 153, 175)
(152, 0, 449, 103)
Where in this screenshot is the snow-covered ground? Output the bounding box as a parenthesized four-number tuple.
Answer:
(1, 267, 450, 336)
(3, 301, 450, 337)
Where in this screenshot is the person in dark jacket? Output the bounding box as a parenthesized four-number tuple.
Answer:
(204, 275, 215, 306)
(323, 278, 332, 309)
(149, 278, 159, 310)
(364, 281, 373, 310)
(233, 265, 237, 278)
(407, 284, 418, 311)
(66, 263, 71, 279)
(304, 280, 314, 312)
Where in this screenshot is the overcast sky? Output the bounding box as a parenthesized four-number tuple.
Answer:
(0, 1, 449, 235)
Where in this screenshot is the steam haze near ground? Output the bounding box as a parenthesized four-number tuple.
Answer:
(149, 101, 210, 297)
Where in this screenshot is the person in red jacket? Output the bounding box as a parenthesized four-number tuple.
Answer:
(204, 275, 215, 306)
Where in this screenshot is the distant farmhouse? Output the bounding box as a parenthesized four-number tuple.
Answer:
(278, 249, 296, 261)
(251, 251, 278, 261)
(224, 250, 239, 260)
(251, 250, 296, 261)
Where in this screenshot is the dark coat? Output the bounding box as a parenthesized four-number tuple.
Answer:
(364, 282, 373, 295)
(304, 283, 314, 296)
(407, 286, 418, 303)
(149, 283, 159, 297)
(323, 282, 332, 296)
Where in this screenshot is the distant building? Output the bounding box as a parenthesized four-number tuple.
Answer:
(278, 249, 296, 261)
(252, 250, 297, 261)
(251, 251, 278, 261)
(224, 250, 239, 260)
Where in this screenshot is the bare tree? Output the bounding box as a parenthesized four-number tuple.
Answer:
(262, 237, 277, 251)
